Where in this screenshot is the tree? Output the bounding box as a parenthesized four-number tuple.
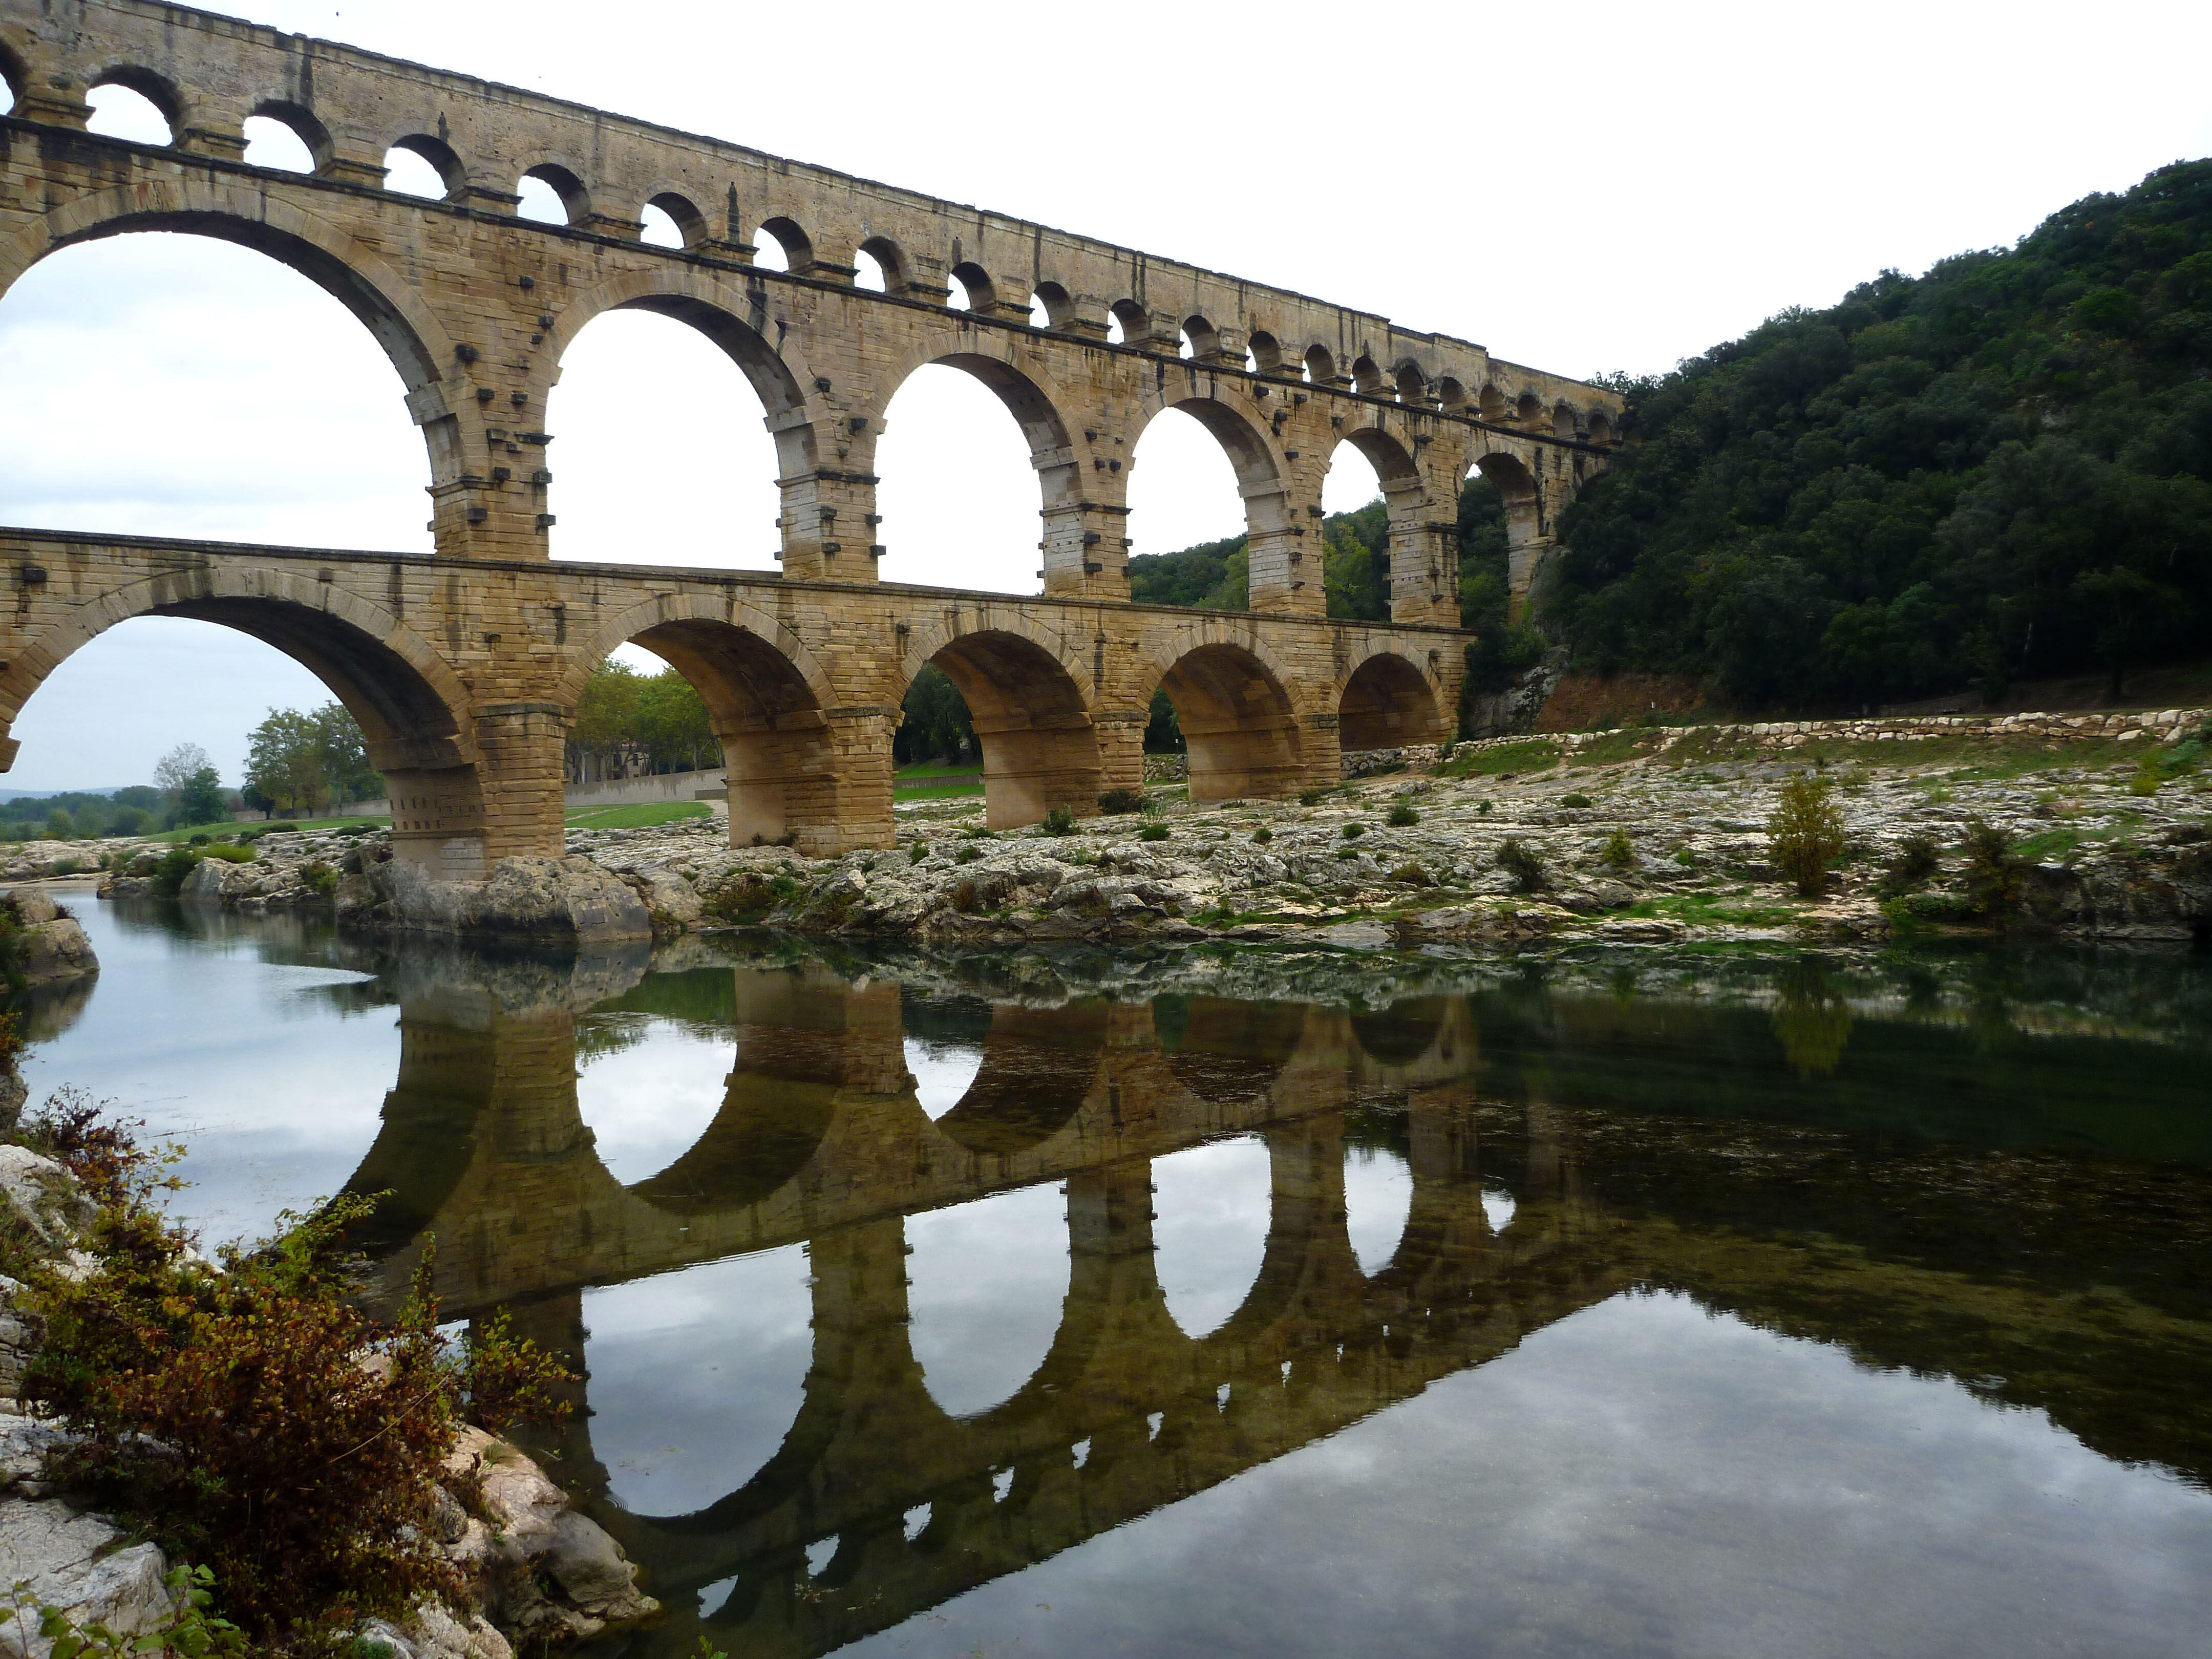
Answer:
(176, 767, 227, 827)
(1143, 688, 1183, 753)
(243, 704, 379, 816)
(44, 808, 73, 841)
(153, 743, 214, 798)
(894, 664, 975, 766)
(633, 672, 715, 773)
(315, 704, 382, 804)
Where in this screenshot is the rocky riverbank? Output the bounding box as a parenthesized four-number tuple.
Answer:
(14, 706, 2211, 953)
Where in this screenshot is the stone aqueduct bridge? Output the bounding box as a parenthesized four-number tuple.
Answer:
(346, 958, 1620, 1659)
(0, 0, 1620, 877)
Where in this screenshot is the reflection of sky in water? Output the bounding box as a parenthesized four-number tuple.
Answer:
(1153, 1135, 1272, 1337)
(17, 896, 393, 1245)
(1343, 1146, 1412, 1274)
(581, 1245, 813, 1517)
(1483, 1186, 1518, 1232)
(908, 1183, 1069, 1417)
(575, 1019, 730, 1185)
(904, 1036, 984, 1120)
(841, 1290, 2212, 1659)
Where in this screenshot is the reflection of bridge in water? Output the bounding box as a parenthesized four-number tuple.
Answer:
(341, 948, 2212, 1659)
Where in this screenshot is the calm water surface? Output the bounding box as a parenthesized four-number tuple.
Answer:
(15, 890, 2212, 1659)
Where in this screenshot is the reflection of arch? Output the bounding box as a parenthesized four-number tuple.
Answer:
(1155, 640, 1304, 802)
(1350, 998, 1448, 1067)
(901, 623, 1099, 830)
(1159, 996, 1307, 1102)
(932, 1004, 1110, 1156)
(630, 1038, 840, 1214)
(1338, 650, 1443, 751)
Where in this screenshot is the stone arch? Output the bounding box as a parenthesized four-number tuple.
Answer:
(1129, 380, 1289, 535)
(1338, 649, 1444, 752)
(1108, 297, 1150, 344)
(1305, 344, 1337, 384)
(247, 99, 334, 174)
(1515, 391, 1544, 424)
(642, 189, 708, 248)
(1478, 382, 1508, 421)
(1247, 330, 1284, 372)
(754, 214, 813, 270)
(549, 266, 810, 420)
(1151, 636, 1306, 802)
(1551, 400, 1580, 439)
(0, 38, 26, 113)
(1030, 280, 1075, 327)
(1472, 448, 1548, 623)
(899, 616, 1100, 830)
(872, 345, 1077, 460)
(0, 567, 487, 876)
(1588, 411, 1613, 445)
(1394, 360, 1429, 403)
(628, 1050, 841, 1215)
(1350, 354, 1385, 396)
(1181, 314, 1220, 358)
(1435, 376, 1468, 411)
(517, 161, 590, 225)
(385, 134, 465, 201)
(948, 260, 997, 313)
(88, 64, 185, 139)
(566, 594, 839, 849)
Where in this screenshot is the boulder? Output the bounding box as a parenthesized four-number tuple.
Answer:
(611, 863, 702, 937)
(344, 857, 651, 946)
(0, 895, 96, 992)
(0, 1499, 171, 1659)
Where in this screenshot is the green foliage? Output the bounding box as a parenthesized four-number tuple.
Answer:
(174, 768, 227, 828)
(18, 1113, 570, 1646)
(955, 844, 982, 864)
(301, 861, 337, 896)
(890, 663, 975, 768)
(1341, 822, 1365, 839)
(1962, 818, 2025, 917)
(1251, 826, 1273, 844)
(1767, 774, 1848, 896)
(8, 1562, 246, 1658)
(1098, 788, 1146, 816)
(1389, 863, 1433, 886)
(1602, 828, 1635, 870)
(149, 848, 200, 898)
(1127, 533, 1248, 611)
(1138, 823, 1170, 842)
(1495, 836, 1548, 892)
(564, 801, 712, 830)
(1561, 792, 1593, 809)
(1881, 833, 1944, 895)
(567, 663, 720, 776)
(1442, 740, 1560, 779)
(1143, 688, 1184, 754)
(1042, 804, 1076, 836)
(1554, 160, 2212, 708)
(1386, 801, 1419, 827)
(1297, 788, 1329, 806)
(242, 705, 378, 818)
(908, 839, 928, 864)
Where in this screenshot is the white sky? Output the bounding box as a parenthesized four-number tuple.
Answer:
(3, 0, 2208, 790)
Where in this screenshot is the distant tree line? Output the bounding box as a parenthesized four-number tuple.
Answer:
(1549, 158, 2212, 709)
(567, 661, 717, 777)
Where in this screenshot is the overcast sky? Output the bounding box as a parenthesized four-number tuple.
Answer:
(3, 0, 2208, 791)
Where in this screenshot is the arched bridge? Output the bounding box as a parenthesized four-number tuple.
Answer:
(0, 0, 1619, 877)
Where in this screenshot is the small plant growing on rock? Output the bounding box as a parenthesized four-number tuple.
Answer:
(1601, 829, 1634, 871)
(1962, 819, 2024, 918)
(301, 860, 338, 896)
(1767, 773, 1847, 897)
(1298, 788, 1328, 807)
(1390, 863, 1433, 887)
(1342, 822, 1365, 839)
(1495, 837, 1548, 892)
(1386, 801, 1419, 827)
(1139, 823, 1170, 842)
(1673, 846, 1698, 867)
(1478, 800, 1494, 816)
(1042, 804, 1076, 837)
(1879, 834, 1942, 897)
(1251, 827, 1273, 845)
(955, 844, 983, 864)
(1098, 788, 1145, 816)
(908, 840, 928, 864)
(1560, 793, 1593, 810)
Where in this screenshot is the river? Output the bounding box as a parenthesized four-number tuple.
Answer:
(14, 890, 2212, 1659)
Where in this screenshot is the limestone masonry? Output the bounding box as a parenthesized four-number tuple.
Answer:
(0, 0, 1620, 883)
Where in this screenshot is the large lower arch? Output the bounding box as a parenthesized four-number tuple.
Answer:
(1470, 448, 1548, 623)
(570, 598, 840, 852)
(1130, 382, 1300, 610)
(901, 620, 1099, 830)
(1338, 649, 1444, 752)
(0, 568, 486, 876)
(1154, 639, 1305, 803)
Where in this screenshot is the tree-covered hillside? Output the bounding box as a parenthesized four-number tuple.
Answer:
(1555, 159, 2212, 708)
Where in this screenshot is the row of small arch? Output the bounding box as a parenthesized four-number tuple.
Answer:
(6, 59, 1614, 445)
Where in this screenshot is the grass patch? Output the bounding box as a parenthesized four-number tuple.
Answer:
(564, 801, 713, 830)
(1569, 729, 1669, 768)
(1625, 890, 1803, 928)
(1440, 740, 1561, 779)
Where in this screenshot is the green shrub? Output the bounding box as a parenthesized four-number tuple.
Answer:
(961, 826, 995, 840)
(908, 840, 929, 864)
(1098, 788, 1146, 816)
(1672, 846, 1698, 867)
(1601, 829, 1634, 870)
(1298, 788, 1328, 806)
(149, 848, 201, 898)
(1767, 774, 1847, 897)
(956, 844, 983, 864)
(301, 861, 338, 897)
(1335, 847, 1361, 861)
(201, 844, 256, 864)
(6, 1562, 246, 1658)
(1251, 826, 1273, 845)
(1386, 801, 1419, 827)
(187, 833, 210, 847)
(1963, 818, 2024, 918)
(1390, 863, 1433, 886)
(21, 1111, 570, 1646)
(1495, 837, 1547, 892)
(1879, 834, 1942, 896)
(1042, 803, 1076, 836)
(1342, 823, 1365, 840)
(1139, 823, 1170, 842)
(1560, 793, 1593, 810)
(1478, 800, 1494, 816)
